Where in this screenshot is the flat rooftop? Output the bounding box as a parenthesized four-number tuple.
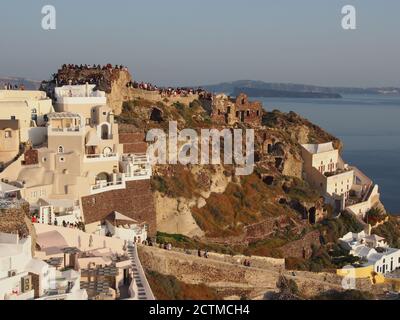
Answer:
(302, 142, 335, 154)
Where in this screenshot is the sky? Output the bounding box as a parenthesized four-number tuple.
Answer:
(0, 0, 399, 87)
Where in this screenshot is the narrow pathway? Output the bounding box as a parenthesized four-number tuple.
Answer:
(126, 243, 155, 300)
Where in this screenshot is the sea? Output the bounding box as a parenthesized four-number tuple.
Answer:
(258, 95, 400, 214)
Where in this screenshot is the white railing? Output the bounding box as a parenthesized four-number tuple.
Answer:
(121, 154, 149, 165)
(84, 153, 118, 162)
(48, 126, 83, 135)
(123, 169, 151, 181)
(90, 180, 125, 194)
(127, 243, 155, 300)
(51, 127, 81, 133)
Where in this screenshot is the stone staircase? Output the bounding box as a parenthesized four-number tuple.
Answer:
(126, 243, 155, 300)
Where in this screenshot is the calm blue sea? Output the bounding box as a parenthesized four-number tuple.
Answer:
(258, 95, 400, 214)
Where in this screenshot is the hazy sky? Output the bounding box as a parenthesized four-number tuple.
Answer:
(1, 0, 399, 87)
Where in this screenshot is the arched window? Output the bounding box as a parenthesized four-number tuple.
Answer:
(103, 147, 112, 156)
(58, 146, 64, 154)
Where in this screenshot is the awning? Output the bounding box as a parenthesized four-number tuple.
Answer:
(106, 211, 139, 226)
(37, 198, 75, 212)
(86, 131, 101, 147)
(0, 181, 21, 193)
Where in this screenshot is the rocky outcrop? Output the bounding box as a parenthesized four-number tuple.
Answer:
(155, 165, 231, 237)
(0, 200, 36, 255)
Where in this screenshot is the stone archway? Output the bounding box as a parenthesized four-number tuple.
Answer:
(96, 172, 110, 183)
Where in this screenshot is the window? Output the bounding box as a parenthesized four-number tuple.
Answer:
(58, 146, 64, 154)
(246, 110, 250, 117)
(86, 118, 91, 125)
(4, 130, 12, 138)
(42, 157, 47, 163)
(103, 112, 107, 116)
(59, 157, 65, 163)
(10, 116, 16, 120)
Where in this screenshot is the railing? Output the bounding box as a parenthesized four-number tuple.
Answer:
(126, 243, 155, 300)
(84, 153, 118, 162)
(50, 127, 81, 133)
(121, 154, 149, 164)
(90, 180, 124, 194)
(123, 169, 151, 181)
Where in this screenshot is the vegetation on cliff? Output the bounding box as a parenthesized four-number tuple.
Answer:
(145, 270, 221, 300)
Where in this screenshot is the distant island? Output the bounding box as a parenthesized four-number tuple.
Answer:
(0, 76, 41, 90)
(203, 80, 400, 98)
(232, 87, 342, 99)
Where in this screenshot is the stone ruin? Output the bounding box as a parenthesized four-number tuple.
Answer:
(211, 93, 263, 127)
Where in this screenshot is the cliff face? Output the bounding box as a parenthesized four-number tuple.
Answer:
(41, 67, 344, 261)
(115, 95, 339, 260)
(0, 200, 36, 255)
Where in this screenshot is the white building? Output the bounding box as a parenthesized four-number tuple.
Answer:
(0, 232, 87, 300)
(339, 227, 400, 274)
(0, 84, 152, 233)
(301, 142, 380, 215)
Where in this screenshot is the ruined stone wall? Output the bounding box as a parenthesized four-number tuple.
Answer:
(81, 180, 156, 236)
(211, 93, 262, 127)
(138, 245, 343, 299)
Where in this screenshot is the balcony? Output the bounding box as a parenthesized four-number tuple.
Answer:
(90, 179, 125, 195)
(123, 168, 152, 181)
(84, 153, 118, 163)
(121, 154, 149, 165)
(120, 153, 152, 181)
(48, 126, 82, 136)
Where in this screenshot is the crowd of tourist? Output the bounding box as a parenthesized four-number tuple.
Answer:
(31, 215, 84, 231)
(52, 64, 129, 87)
(159, 242, 173, 250)
(2, 83, 25, 90)
(60, 63, 129, 72)
(126, 80, 212, 99)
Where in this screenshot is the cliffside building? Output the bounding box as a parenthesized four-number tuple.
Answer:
(301, 142, 380, 216)
(0, 84, 154, 237)
(0, 232, 87, 300)
(0, 90, 54, 166)
(339, 227, 400, 275)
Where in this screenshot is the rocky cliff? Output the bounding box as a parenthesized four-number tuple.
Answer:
(114, 87, 342, 262)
